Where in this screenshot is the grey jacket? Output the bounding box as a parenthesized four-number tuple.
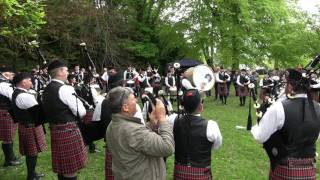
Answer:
(106, 113, 174, 180)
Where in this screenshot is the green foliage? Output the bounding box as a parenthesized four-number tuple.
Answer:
(0, 0, 45, 38)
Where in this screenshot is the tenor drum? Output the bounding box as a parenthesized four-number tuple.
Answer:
(184, 65, 215, 91)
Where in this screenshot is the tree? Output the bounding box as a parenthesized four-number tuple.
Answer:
(0, 0, 45, 68)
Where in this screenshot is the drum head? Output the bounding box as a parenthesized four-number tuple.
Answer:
(192, 65, 215, 91)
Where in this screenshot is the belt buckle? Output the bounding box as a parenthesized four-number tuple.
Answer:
(187, 162, 192, 167)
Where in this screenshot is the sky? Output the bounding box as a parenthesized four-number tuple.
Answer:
(298, 0, 320, 14)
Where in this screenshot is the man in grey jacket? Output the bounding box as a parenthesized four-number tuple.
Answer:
(106, 87, 174, 180)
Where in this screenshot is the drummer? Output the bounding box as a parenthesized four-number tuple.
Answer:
(165, 70, 176, 103)
(123, 65, 136, 89)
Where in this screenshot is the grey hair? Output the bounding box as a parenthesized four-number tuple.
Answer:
(106, 87, 134, 113)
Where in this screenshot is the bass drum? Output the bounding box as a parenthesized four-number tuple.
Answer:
(184, 65, 215, 91)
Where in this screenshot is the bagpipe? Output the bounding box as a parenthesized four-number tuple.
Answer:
(246, 54, 320, 130)
(27, 41, 49, 128)
(79, 42, 104, 90)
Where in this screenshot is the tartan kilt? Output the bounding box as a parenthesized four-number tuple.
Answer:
(105, 147, 114, 180)
(0, 109, 17, 142)
(217, 83, 228, 96)
(237, 86, 248, 97)
(269, 158, 316, 180)
(82, 110, 94, 124)
(50, 122, 87, 174)
(310, 90, 319, 103)
(18, 124, 47, 156)
(174, 164, 212, 180)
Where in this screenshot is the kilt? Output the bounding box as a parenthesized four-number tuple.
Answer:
(0, 109, 17, 142)
(217, 83, 228, 96)
(82, 110, 93, 124)
(174, 164, 212, 180)
(50, 122, 87, 174)
(18, 124, 47, 156)
(269, 158, 316, 180)
(237, 86, 248, 97)
(310, 90, 319, 103)
(105, 147, 114, 180)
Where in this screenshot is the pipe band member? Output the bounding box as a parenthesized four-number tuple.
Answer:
(42, 60, 87, 180)
(12, 72, 47, 180)
(0, 67, 21, 167)
(174, 89, 222, 180)
(251, 68, 320, 180)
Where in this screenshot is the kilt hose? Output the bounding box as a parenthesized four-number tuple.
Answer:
(269, 158, 316, 180)
(237, 86, 248, 97)
(217, 83, 228, 96)
(105, 147, 114, 180)
(0, 109, 17, 142)
(82, 110, 94, 124)
(50, 122, 87, 175)
(174, 164, 212, 180)
(18, 124, 47, 156)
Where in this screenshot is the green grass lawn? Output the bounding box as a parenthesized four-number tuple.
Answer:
(1, 88, 320, 179)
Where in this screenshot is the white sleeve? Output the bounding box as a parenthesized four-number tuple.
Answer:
(134, 104, 145, 125)
(15, 93, 38, 109)
(172, 77, 176, 86)
(259, 79, 263, 87)
(206, 120, 222, 150)
(92, 98, 103, 122)
(251, 101, 285, 143)
(311, 83, 320, 89)
(59, 85, 86, 118)
(0, 82, 13, 100)
(236, 76, 242, 86)
(165, 77, 170, 87)
(226, 74, 231, 82)
(215, 73, 223, 83)
(123, 71, 127, 81)
(182, 79, 195, 90)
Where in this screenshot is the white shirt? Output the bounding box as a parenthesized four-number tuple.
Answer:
(0, 81, 13, 100)
(101, 72, 109, 82)
(181, 78, 195, 90)
(52, 79, 86, 118)
(15, 88, 38, 109)
(251, 94, 316, 144)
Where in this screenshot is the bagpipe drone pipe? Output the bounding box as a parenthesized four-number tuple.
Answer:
(79, 42, 104, 90)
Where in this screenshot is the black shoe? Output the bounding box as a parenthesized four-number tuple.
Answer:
(4, 159, 22, 167)
(28, 172, 45, 180)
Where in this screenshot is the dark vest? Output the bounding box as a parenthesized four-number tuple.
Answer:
(239, 75, 248, 84)
(174, 115, 213, 167)
(126, 71, 134, 80)
(218, 73, 228, 82)
(0, 80, 12, 110)
(167, 76, 174, 86)
(12, 89, 33, 124)
(263, 98, 320, 168)
(42, 81, 75, 124)
(139, 75, 148, 88)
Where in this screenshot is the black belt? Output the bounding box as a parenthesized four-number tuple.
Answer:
(175, 161, 210, 168)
